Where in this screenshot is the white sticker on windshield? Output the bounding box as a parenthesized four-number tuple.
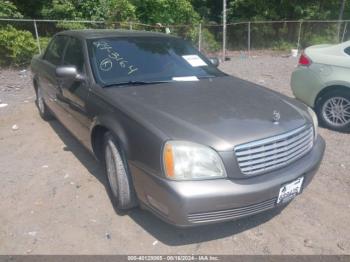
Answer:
(172, 76, 199, 81)
(182, 55, 207, 67)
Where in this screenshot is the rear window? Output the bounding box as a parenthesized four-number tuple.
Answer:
(345, 46, 350, 55)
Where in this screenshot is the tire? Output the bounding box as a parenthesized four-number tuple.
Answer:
(103, 132, 137, 210)
(35, 86, 54, 121)
(316, 89, 350, 132)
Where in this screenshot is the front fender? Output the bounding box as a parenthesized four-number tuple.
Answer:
(90, 114, 129, 155)
(90, 112, 166, 179)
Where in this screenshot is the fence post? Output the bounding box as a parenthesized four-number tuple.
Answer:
(198, 23, 202, 51)
(33, 19, 41, 54)
(337, 21, 343, 42)
(297, 20, 303, 51)
(248, 22, 251, 57)
(342, 22, 348, 42)
(222, 0, 227, 61)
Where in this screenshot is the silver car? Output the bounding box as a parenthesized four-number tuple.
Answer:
(291, 41, 350, 132)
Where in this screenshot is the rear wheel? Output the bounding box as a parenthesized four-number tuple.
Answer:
(316, 90, 350, 132)
(104, 133, 137, 210)
(35, 86, 54, 121)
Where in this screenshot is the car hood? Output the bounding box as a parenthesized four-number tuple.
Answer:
(104, 76, 309, 151)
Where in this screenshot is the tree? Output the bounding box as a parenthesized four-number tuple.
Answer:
(0, 1, 23, 18)
(226, 0, 348, 22)
(40, 0, 136, 21)
(6, 0, 350, 24)
(108, 0, 136, 22)
(80, 0, 136, 21)
(132, 0, 200, 25)
(191, 0, 222, 23)
(11, 0, 46, 18)
(40, 0, 79, 20)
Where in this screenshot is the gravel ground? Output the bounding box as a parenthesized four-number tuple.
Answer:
(0, 55, 350, 255)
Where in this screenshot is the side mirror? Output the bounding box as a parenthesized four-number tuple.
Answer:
(56, 66, 84, 81)
(209, 57, 220, 67)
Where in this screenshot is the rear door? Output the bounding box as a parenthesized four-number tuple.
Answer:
(58, 36, 91, 148)
(40, 35, 69, 118)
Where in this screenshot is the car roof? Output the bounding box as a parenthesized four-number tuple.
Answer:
(56, 29, 178, 40)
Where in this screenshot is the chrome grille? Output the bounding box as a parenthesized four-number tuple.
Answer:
(234, 125, 314, 176)
(187, 198, 277, 224)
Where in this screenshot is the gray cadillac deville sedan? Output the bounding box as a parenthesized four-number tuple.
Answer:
(31, 30, 325, 227)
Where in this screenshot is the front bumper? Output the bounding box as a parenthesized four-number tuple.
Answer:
(131, 136, 325, 227)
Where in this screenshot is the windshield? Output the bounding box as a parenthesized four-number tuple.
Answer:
(87, 36, 225, 85)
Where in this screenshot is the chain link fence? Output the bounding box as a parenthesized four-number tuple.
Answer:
(1, 18, 350, 61)
(199, 20, 350, 58)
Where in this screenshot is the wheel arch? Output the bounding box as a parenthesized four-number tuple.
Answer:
(33, 75, 39, 93)
(314, 85, 350, 108)
(90, 117, 129, 162)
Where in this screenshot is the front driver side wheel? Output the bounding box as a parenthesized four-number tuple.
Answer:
(104, 132, 137, 210)
(35, 86, 54, 121)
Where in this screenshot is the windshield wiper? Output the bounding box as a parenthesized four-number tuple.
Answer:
(103, 80, 171, 88)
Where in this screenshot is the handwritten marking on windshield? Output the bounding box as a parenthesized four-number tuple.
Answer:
(128, 65, 138, 75)
(108, 50, 123, 61)
(94, 41, 111, 51)
(93, 41, 139, 75)
(100, 58, 113, 71)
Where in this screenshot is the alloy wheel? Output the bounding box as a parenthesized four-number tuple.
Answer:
(322, 96, 350, 127)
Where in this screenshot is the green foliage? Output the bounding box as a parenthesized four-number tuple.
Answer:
(301, 35, 327, 47)
(301, 24, 339, 47)
(304, 35, 337, 46)
(40, 0, 136, 22)
(0, 25, 37, 67)
(41, 0, 81, 20)
(2, 0, 349, 66)
(189, 27, 220, 52)
(39, 36, 51, 52)
(7, 0, 350, 23)
(227, 0, 345, 22)
(11, 0, 46, 19)
(201, 28, 220, 52)
(133, 0, 200, 25)
(271, 41, 295, 51)
(0, 0, 23, 18)
(191, 0, 222, 23)
(107, 0, 136, 22)
(56, 21, 87, 30)
(250, 23, 300, 49)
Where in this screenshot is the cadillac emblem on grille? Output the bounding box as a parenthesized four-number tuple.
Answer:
(273, 110, 281, 124)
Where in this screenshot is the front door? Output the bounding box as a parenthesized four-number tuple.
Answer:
(58, 36, 91, 148)
(39, 35, 69, 118)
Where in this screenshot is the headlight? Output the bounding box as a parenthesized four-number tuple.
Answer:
(163, 141, 227, 180)
(307, 107, 318, 140)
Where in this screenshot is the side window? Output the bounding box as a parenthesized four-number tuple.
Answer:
(345, 46, 350, 55)
(63, 37, 85, 72)
(44, 36, 68, 66)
